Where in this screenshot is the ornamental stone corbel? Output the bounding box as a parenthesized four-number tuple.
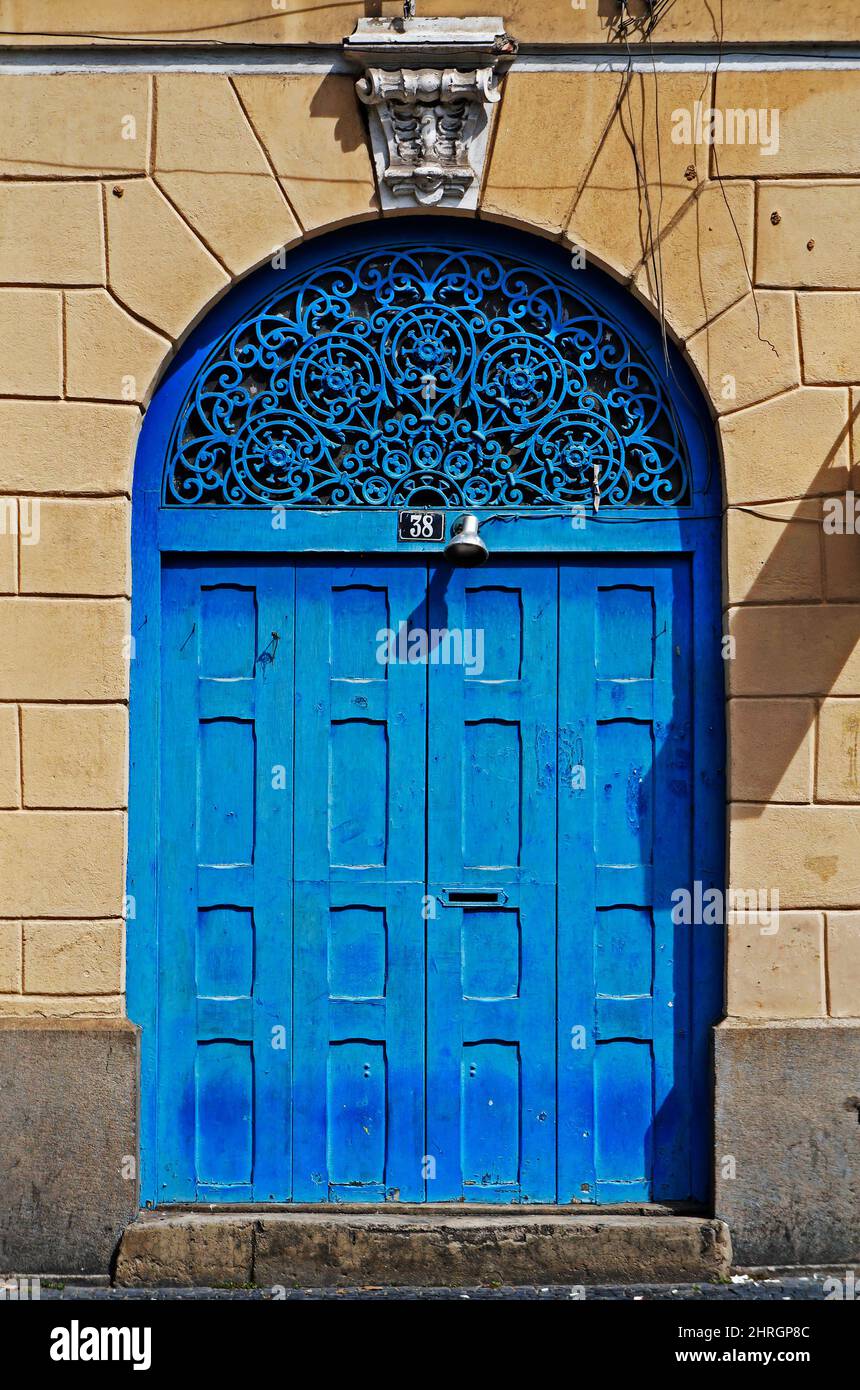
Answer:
(343, 17, 517, 211)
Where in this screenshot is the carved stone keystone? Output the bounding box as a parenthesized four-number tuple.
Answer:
(344, 17, 517, 211)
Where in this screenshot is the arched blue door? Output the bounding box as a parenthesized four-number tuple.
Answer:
(129, 220, 724, 1207)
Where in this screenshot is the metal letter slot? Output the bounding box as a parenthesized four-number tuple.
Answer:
(439, 889, 508, 908)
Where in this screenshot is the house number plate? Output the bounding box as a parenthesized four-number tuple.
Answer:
(398, 511, 445, 542)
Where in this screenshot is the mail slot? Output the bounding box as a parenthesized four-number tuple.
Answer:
(439, 890, 509, 908)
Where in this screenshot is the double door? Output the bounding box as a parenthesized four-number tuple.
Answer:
(156, 555, 699, 1204)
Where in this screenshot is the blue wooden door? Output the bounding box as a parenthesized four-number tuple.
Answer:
(291, 563, 427, 1201)
(426, 564, 558, 1202)
(557, 559, 695, 1203)
(158, 560, 295, 1201)
(156, 553, 701, 1203)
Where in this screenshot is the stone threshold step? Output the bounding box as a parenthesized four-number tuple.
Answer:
(115, 1210, 731, 1288)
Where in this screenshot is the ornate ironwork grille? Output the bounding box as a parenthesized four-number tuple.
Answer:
(162, 245, 691, 509)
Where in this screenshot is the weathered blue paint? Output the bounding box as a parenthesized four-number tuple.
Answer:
(558, 560, 695, 1202)
(292, 563, 428, 1202)
(128, 218, 724, 1207)
(427, 563, 558, 1202)
(157, 560, 294, 1201)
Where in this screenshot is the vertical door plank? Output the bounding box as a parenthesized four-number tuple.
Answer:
(292, 562, 427, 1202)
(158, 561, 294, 1201)
(558, 559, 696, 1203)
(158, 564, 201, 1201)
(250, 566, 295, 1199)
(427, 562, 558, 1203)
(557, 565, 598, 1204)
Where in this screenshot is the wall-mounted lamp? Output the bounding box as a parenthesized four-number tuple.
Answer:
(444, 514, 489, 567)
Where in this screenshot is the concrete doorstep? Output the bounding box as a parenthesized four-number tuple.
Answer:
(114, 1210, 732, 1288)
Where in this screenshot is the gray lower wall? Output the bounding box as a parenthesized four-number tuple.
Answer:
(2, 1014, 858, 1275)
(715, 1018, 860, 1267)
(0, 1019, 139, 1275)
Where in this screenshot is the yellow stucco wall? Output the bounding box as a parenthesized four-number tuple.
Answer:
(0, 40, 859, 1021)
(0, 0, 858, 46)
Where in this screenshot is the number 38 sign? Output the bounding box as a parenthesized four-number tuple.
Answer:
(398, 511, 446, 542)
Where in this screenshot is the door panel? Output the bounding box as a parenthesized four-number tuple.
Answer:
(292, 564, 427, 1201)
(557, 560, 693, 1204)
(159, 561, 294, 1201)
(426, 564, 557, 1202)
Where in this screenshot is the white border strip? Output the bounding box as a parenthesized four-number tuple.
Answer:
(3, 44, 860, 74)
(521, 51, 860, 72)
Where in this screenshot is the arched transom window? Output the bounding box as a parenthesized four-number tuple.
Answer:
(162, 241, 692, 510)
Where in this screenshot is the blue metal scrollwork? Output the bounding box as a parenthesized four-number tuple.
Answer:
(162, 245, 691, 509)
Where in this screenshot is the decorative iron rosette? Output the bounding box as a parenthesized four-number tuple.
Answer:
(162, 246, 691, 509)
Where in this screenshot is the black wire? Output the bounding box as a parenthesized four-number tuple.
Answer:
(482, 504, 824, 527)
(709, 0, 777, 356)
(615, 20, 718, 504)
(0, 14, 336, 43)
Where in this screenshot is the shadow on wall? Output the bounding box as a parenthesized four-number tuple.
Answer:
(559, 68, 860, 821)
(398, 553, 716, 1201)
(723, 402, 859, 819)
(310, 74, 369, 156)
